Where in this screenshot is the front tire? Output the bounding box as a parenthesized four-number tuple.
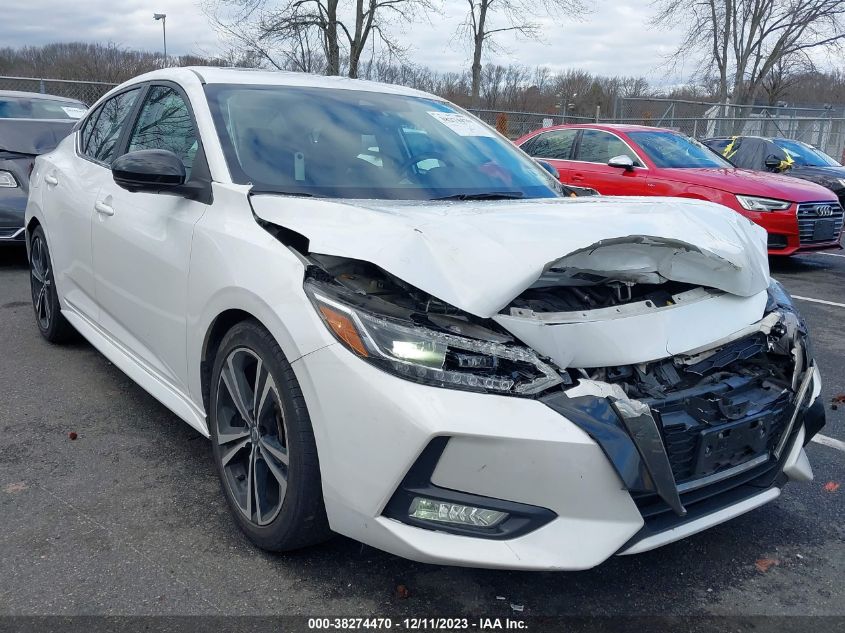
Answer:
(29, 226, 75, 343)
(209, 320, 331, 551)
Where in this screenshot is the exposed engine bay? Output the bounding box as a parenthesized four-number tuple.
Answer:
(506, 279, 699, 313)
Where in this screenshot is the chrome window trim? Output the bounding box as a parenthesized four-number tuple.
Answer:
(523, 128, 650, 170)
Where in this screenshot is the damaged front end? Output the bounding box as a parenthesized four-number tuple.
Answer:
(301, 254, 566, 396)
(518, 278, 822, 532)
(300, 248, 823, 542)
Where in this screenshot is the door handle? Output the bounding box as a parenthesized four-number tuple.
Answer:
(571, 173, 585, 181)
(94, 201, 115, 216)
(44, 175, 59, 186)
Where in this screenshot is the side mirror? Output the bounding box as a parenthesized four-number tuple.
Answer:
(112, 149, 186, 193)
(536, 159, 559, 179)
(608, 154, 635, 171)
(764, 155, 783, 171)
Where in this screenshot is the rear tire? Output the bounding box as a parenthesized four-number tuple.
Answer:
(209, 320, 332, 551)
(29, 226, 76, 343)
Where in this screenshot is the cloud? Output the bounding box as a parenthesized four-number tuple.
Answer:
(0, 0, 219, 56)
(0, 0, 686, 83)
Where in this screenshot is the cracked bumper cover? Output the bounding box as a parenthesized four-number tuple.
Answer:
(293, 343, 821, 570)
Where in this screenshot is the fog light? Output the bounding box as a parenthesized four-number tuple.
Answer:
(409, 497, 508, 527)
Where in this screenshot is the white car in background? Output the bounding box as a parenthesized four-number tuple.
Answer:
(25, 67, 825, 570)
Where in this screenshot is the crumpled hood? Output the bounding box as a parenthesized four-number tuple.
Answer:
(251, 195, 770, 318)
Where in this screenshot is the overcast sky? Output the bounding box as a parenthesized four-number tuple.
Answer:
(2, 0, 688, 82)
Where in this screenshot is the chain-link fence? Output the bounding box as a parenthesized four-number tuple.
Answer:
(3, 75, 845, 162)
(0, 76, 117, 106)
(467, 109, 600, 139)
(611, 97, 845, 162)
(615, 96, 843, 125)
(470, 101, 845, 164)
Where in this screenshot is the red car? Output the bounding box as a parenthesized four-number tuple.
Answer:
(516, 124, 844, 255)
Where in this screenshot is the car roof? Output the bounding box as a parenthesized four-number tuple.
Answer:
(705, 135, 805, 144)
(529, 123, 677, 134)
(120, 66, 439, 100)
(0, 90, 84, 104)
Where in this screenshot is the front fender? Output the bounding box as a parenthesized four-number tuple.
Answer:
(186, 185, 336, 419)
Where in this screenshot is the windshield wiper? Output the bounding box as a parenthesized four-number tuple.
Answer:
(432, 191, 525, 201)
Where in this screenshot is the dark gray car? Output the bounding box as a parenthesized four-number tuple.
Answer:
(704, 135, 845, 209)
(0, 91, 85, 244)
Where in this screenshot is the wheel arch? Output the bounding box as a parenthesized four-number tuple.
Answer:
(25, 216, 42, 253)
(200, 308, 265, 413)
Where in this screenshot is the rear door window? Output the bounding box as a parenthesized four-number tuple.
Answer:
(522, 130, 577, 160)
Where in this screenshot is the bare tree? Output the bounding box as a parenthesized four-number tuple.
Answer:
(460, 0, 589, 106)
(206, 0, 432, 78)
(654, 0, 845, 106)
(761, 52, 814, 104)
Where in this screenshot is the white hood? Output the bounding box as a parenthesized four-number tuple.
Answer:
(251, 195, 770, 319)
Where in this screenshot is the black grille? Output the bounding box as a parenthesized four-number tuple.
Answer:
(662, 423, 697, 481)
(797, 202, 844, 244)
(658, 404, 790, 483)
(632, 457, 780, 520)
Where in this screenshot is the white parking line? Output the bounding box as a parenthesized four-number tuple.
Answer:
(811, 433, 845, 454)
(792, 295, 845, 309)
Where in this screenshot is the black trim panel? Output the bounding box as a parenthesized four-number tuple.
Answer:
(382, 437, 557, 540)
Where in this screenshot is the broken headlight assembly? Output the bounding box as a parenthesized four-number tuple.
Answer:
(303, 277, 563, 396)
(766, 278, 795, 311)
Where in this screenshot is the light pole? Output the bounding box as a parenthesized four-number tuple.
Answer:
(153, 13, 167, 64)
(562, 93, 577, 123)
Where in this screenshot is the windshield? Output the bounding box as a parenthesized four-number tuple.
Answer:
(0, 96, 86, 120)
(204, 84, 560, 200)
(773, 139, 840, 167)
(628, 130, 733, 168)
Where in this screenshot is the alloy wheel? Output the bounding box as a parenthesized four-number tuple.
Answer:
(215, 347, 290, 526)
(30, 235, 53, 330)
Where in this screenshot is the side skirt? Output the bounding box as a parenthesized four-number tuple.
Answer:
(61, 304, 209, 438)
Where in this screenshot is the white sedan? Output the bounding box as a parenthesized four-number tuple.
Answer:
(25, 67, 824, 570)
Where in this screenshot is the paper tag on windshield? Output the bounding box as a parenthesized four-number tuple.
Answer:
(427, 112, 496, 137)
(61, 106, 86, 119)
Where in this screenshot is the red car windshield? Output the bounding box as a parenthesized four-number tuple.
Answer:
(628, 130, 733, 169)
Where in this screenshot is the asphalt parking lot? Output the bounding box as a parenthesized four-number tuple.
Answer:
(0, 244, 843, 620)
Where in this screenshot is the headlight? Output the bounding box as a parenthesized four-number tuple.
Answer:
(0, 170, 18, 188)
(736, 195, 791, 211)
(304, 280, 563, 396)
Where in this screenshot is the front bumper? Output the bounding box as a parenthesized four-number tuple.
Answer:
(0, 226, 25, 243)
(746, 201, 844, 255)
(0, 185, 28, 245)
(292, 343, 822, 570)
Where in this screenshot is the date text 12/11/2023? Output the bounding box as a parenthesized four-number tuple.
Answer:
(307, 617, 528, 630)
